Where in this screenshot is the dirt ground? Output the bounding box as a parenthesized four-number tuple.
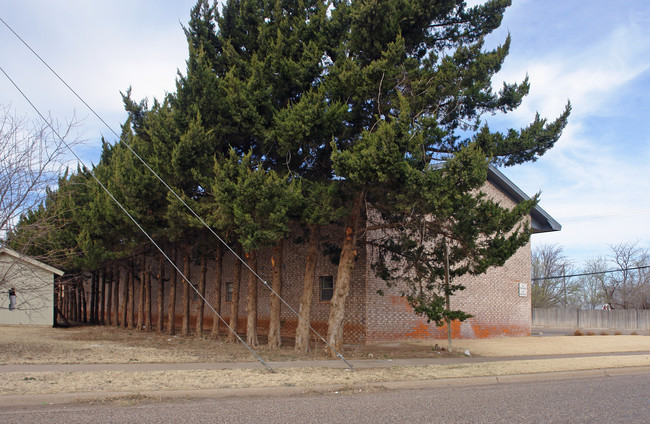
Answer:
(1, 325, 649, 397)
(2, 325, 648, 365)
(0, 325, 460, 365)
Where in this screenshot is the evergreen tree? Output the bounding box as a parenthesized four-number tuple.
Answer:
(372, 146, 538, 349)
(321, 0, 570, 354)
(210, 149, 301, 346)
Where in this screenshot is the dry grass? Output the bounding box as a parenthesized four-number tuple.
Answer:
(428, 334, 650, 357)
(2, 355, 649, 396)
(0, 325, 453, 365)
(1, 325, 649, 397)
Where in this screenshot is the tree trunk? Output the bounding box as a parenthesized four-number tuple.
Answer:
(75, 283, 81, 321)
(168, 247, 177, 335)
(245, 251, 258, 346)
(89, 271, 96, 324)
(99, 268, 105, 325)
(137, 254, 145, 331)
(268, 240, 283, 348)
(326, 191, 364, 356)
(228, 245, 242, 343)
(145, 257, 152, 331)
(122, 263, 129, 328)
(113, 263, 120, 326)
(77, 281, 83, 322)
(196, 254, 207, 338)
(181, 247, 191, 336)
(96, 270, 101, 324)
(127, 260, 135, 329)
(444, 240, 452, 351)
(157, 254, 165, 332)
(295, 225, 319, 352)
(80, 278, 87, 323)
(106, 265, 113, 326)
(211, 244, 223, 339)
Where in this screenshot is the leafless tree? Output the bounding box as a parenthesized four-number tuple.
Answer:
(607, 243, 649, 309)
(1, 105, 82, 312)
(577, 257, 607, 309)
(0, 104, 81, 241)
(531, 244, 577, 308)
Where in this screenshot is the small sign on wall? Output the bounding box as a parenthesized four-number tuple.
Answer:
(519, 283, 527, 297)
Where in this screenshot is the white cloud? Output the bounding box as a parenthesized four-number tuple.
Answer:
(496, 23, 650, 126)
(488, 8, 650, 265)
(1, 1, 194, 156)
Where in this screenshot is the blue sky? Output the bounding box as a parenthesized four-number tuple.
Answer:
(2, 0, 649, 266)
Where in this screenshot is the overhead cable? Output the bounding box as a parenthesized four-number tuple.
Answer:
(0, 16, 353, 369)
(531, 265, 650, 281)
(0, 64, 274, 373)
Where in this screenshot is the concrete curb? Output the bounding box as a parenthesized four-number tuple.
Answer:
(2, 351, 649, 374)
(2, 366, 649, 408)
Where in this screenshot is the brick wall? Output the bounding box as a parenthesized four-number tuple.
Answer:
(362, 180, 532, 343)
(91, 179, 534, 344)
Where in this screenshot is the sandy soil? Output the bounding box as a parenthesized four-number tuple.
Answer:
(1, 325, 648, 397)
(0, 325, 464, 365)
(434, 334, 650, 357)
(3, 355, 649, 396)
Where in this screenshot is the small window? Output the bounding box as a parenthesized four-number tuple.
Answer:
(225, 282, 234, 302)
(319, 276, 334, 302)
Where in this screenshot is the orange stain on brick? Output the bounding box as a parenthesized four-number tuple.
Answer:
(405, 322, 432, 338)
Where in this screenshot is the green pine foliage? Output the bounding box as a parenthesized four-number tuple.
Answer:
(5, 1, 571, 336)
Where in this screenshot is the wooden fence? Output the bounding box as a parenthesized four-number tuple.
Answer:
(532, 308, 650, 330)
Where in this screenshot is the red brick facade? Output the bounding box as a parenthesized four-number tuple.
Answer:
(94, 175, 541, 345)
(79, 161, 561, 345)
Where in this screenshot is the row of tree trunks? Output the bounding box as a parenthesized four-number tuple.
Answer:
(80, 237, 330, 351)
(55, 279, 86, 324)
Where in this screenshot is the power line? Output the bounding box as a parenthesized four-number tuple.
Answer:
(559, 207, 650, 224)
(0, 65, 274, 372)
(0, 16, 353, 369)
(531, 265, 650, 281)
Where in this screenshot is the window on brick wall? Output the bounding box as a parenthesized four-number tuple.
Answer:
(225, 282, 233, 302)
(319, 276, 334, 302)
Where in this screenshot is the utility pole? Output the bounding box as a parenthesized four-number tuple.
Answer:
(562, 264, 567, 307)
(444, 240, 452, 351)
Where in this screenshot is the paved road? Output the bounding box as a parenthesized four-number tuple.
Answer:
(1, 372, 648, 423)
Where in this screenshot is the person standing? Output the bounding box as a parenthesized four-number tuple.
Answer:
(8, 287, 16, 310)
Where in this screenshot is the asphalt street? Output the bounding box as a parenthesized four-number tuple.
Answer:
(1, 371, 648, 423)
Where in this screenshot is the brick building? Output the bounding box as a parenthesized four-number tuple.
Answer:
(77, 166, 559, 344)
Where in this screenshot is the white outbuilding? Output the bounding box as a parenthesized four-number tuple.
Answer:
(0, 247, 64, 326)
